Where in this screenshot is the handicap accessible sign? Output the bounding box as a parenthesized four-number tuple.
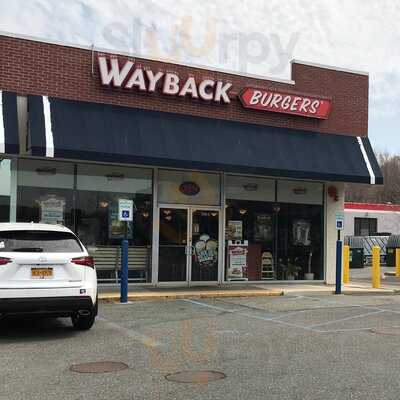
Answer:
(118, 199, 134, 222)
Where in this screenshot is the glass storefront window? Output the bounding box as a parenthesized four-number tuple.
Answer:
(277, 180, 323, 205)
(16, 159, 153, 284)
(226, 175, 275, 202)
(17, 159, 74, 229)
(75, 164, 153, 283)
(225, 175, 324, 281)
(158, 169, 220, 206)
(0, 159, 11, 222)
(275, 203, 324, 280)
(75, 164, 153, 247)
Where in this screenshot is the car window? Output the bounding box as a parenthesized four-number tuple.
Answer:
(0, 230, 83, 253)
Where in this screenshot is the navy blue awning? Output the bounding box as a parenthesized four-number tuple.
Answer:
(27, 95, 383, 184)
(0, 91, 19, 155)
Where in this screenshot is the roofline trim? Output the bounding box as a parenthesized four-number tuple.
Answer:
(0, 30, 297, 85)
(291, 59, 369, 77)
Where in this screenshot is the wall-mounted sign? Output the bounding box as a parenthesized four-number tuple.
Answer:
(335, 213, 344, 230)
(239, 88, 331, 119)
(179, 181, 200, 196)
(98, 56, 233, 104)
(118, 198, 134, 221)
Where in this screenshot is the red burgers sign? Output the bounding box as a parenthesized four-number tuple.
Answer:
(239, 88, 331, 119)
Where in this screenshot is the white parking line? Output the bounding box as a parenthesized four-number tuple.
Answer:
(306, 310, 385, 329)
(316, 325, 400, 333)
(182, 299, 314, 331)
(97, 316, 163, 348)
(183, 297, 400, 335)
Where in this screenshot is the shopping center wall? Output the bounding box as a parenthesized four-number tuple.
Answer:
(0, 34, 368, 137)
(325, 183, 345, 284)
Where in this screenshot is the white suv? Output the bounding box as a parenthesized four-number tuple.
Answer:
(0, 223, 98, 330)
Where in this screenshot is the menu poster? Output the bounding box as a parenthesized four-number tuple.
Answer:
(254, 213, 273, 242)
(108, 202, 133, 239)
(227, 220, 243, 241)
(292, 219, 311, 246)
(37, 195, 65, 225)
(227, 244, 248, 280)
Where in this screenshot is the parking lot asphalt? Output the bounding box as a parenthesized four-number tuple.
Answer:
(2, 293, 400, 400)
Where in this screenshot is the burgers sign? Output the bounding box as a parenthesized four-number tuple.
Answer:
(239, 88, 331, 119)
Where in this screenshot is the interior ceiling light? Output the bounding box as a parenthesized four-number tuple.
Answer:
(105, 173, 125, 181)
(239, 208, 247, 215)
(243, 183, 258, 191)
(36, 167, 57, 175)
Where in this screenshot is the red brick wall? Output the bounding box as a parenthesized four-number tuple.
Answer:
(0, 34, 369, 137)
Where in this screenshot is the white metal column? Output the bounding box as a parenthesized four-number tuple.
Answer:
(151, 168, 159, 286)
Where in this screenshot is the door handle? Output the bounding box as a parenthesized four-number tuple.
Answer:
(185, 246, 195, 255)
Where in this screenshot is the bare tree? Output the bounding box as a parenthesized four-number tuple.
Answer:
(345, 152, 400, 204)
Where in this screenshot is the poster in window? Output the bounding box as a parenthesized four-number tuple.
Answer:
(194, 234, 218, 267)
(292, 219, 311, 246)
(254, 214, 273, 242)
(37, 195, 65, 225)
(227, 243, 248, 280)
(227, 220, 243, 241)
(108, 202, 133, 239)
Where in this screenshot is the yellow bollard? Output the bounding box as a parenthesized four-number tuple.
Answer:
(396, 249, 400, 277)
(343, 245, 350, 284)
(372, 246, 381, 289)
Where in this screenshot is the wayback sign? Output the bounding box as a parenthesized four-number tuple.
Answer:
(239, 88, 331, 119)
(98, 56, 233, 104)
(98, 55, 331, 119)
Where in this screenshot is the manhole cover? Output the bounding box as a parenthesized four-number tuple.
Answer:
(70, 361, 129, 373)
(165, 370, 226, 383)
(371, 327, 400, 336)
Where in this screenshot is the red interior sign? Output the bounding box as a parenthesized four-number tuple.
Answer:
(239, 88, 331, 119)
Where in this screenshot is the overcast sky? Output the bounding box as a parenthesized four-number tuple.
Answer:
(0, 0, 399, 153)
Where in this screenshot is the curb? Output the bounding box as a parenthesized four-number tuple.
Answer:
(99, 290, 283, 302)
(384, 272, 399, 277)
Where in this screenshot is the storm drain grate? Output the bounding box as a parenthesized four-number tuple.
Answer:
(371, 327, 400, 336)
(165, 370, 226, 383)
(70, 361, 129, 373)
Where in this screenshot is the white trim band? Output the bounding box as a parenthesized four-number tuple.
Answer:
(357, 136, 375, 185)
(0, 91, 5, 154)
(43, 96, 54, 158)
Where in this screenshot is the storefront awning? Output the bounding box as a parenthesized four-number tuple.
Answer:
(27, 95, 383, 184)
(0, 91, 19, 155)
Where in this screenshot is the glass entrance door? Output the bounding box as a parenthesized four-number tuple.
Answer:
(190, 210, 219, 283)
(158, 207, 220, 285)
(158, 208, 188, 282)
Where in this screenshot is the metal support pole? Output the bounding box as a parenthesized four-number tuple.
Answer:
(335, 239, 342, 294)
(343, 245, 350, 284)
(396, 248, 400, 277)
(372, 246, 381, 289)
(120, 239, 129, 303)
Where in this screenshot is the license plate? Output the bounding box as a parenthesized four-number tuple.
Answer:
(31, 267, 53, 279)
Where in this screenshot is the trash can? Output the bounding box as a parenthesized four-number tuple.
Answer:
(344, 236, 364, 269)
(385, 235, 400, 267)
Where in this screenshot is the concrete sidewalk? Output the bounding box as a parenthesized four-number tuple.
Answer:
(98, 278, 400, 302)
